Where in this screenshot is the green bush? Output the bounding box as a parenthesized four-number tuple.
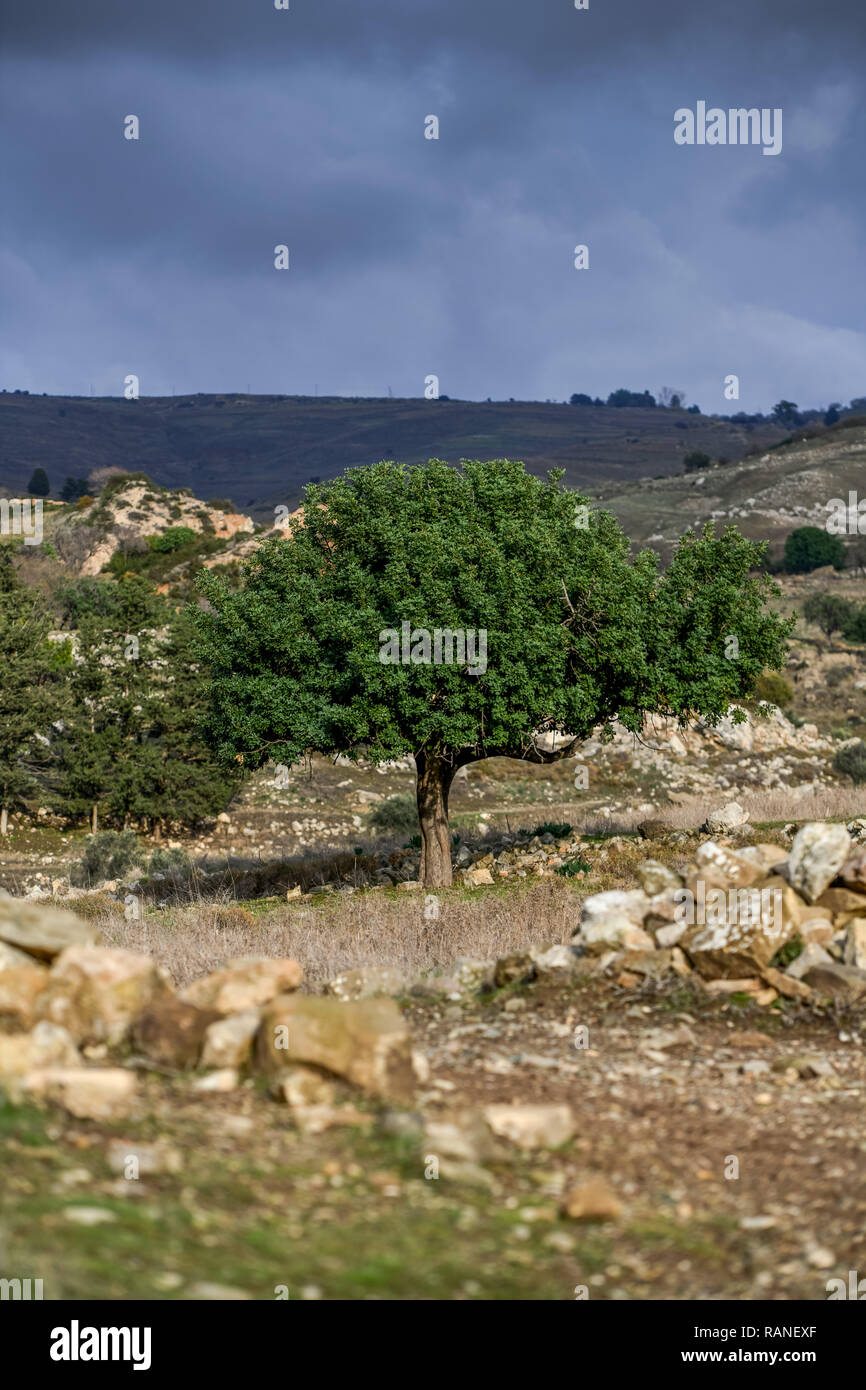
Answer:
(148, 526, 197, 554)
(753, 672, 793, 707)
(833, 741, 866, 785)
(556, 857, 591, 878)
(70, 831, 148, 887)
(148, 846, 192, 875)
(532, 821, 573, 839)
(842, 606, 866, 643)
(784, 527, 845, 574)
(683, 451, 711, 473)
(369, 793, 418, 835)
(803, 593, 853, 636)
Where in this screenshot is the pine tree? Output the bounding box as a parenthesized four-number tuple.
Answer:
(27, 468, 51, 497)
(0, 550, 67, 834)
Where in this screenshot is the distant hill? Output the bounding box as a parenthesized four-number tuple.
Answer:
(0, 392, 786, 519)
(596, 418, 866, 560)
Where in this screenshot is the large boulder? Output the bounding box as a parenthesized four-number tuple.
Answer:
(703, 802, 749, 834)
(787, 823, 852, 904)
(800, 961, 866, 1004)
(0, 895, 99, 963)
(181, 957, 303, 1014)
(0, 1022, 80, 1079)
(37, 947, 171, 1045)
(200, 1010, 260, 1070)
(256, 994, 414, 1103)
(681, 876, 799, 978)
(131, 997, 222, 1069)
(0, 965, 50, 1032)
(576, 890, 654, 954)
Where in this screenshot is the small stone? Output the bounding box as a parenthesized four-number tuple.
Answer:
(181, 957, 303, 1014)
(200, 1010, 260, 1070)
(191, 1068, 239, 1092)
(63, 1206, 117, 1226)
(325, 966, 405, 1001)
(787, 823, 852, 904)
(22, 1067, 137, 1120)
(561, 1178, 623, 1222)
(483, 1103, 574, 1151)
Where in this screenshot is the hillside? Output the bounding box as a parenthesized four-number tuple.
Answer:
(596, 419, 866, 560)
(0, 392, 786, 518)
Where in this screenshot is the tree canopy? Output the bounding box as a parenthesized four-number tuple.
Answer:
(194, 458, 793, 885)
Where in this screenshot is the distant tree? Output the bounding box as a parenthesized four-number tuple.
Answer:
(607, 388, 657, 408)
(0, 552, 67, 834)
(687, 403, 701, 414)
(194, 458, 792, 887)
(569, 393, 594, 406)
(784, 526, 845, 574)
(803, 593, 853, 637)
(823, 404, 841, 427)
(843, 605, 866, 642)
(849, 397, 866, 413)
(27, 468, 50, 497)
(834, 741, 866, 785)
(658, 387, 686, 409)
(60, 476, 89, 503)
(772, 400, 801, 429)
(683, 451, 712, 473)
(148, 526, 197, 554)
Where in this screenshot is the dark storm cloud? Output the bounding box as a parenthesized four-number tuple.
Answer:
(2, 1, 865, 409)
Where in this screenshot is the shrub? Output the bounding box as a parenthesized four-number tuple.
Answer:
(833, 741, 866, 785)
(556, 857, 591, 878)
(803, 593, 853, 636)
(27, 468, 50, 497)
(369, 793, 419, 835)
(683, 451, 711, 473)
(842, 606, 866, 643)
(532, 821, 573, 839)
(148, 526, 197, 554)
(825, 666, 854, 689)
(70, 830, 148, 887)
(784, 527, 845, 574)
(754, 672, 793, 707)
(148, 846, 192, 875)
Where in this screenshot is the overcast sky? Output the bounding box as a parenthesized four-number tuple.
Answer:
(2, 0, 865, 413)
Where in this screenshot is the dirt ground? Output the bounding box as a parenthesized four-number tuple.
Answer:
(3, 972, 863, 1302)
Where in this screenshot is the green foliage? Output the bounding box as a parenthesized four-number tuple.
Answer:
(683, 451, 711, 472)
(70, 830, 147, 886)
(803, 592, 852, 636)
(369, 793, 419, 834)
(753, 671, 793, 707)
(60, 477, 90, 503)
(193, 458, 792, 873)
(771, 933, 803, 968)
(27, 468, 50, 497)
(148, 845, 192, 875)
(56, 575, 164, 628)
(0, 550, 68, 826)
(833, 740, 866, 785)
(556, 857, 591, 877)
(784, 527, 845, 574)
(532, 821, 573, 839)
(206, 498, 237, 513)
(842, 605, 866, 643)
(148, 526, 198, 554)
(606, 388, 656, 408)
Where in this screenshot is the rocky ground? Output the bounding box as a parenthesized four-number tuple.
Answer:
(1, 818, 865, 1302)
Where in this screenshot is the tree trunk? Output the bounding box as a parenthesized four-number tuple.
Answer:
(153, 819, 162, 843)
(416, 751, 456, 888)
(0, 806, 7, 837)
(90, 804, 98, 834)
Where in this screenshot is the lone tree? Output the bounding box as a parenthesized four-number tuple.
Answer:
(27, 468, 50, 497)
(194, 459, 792, 887)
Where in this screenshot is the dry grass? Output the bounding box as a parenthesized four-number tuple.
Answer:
(100, 876, 581, 990)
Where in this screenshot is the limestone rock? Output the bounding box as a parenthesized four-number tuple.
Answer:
(326, 966, 405, 1002)
(482, 1102, 575, 1151)
(494, 952, 536, 988)
(181, 957, 303, 1014)
(38, 946, 171, 1045)
(636, 860, 682, 897)
(131, 997, 222, 1069)
(21, 1067, 137, 1120)
(200, 1010, 260, 1070)
(562, 1177, 623, 1222)
(0, 1021, 80, 1079)
(577, 890, 654, 954)
(787, 823, 851, 904)
(0, 941, 44, 971)
(0, 896, 99, 962)
(681, 877, 798, 978)
(800, 961, 866, 1004)
(842, 918, 866, 970)
(0, 965, 50, 1032)
(703, 802, 749, 834)
(257, 993, 414, 1102)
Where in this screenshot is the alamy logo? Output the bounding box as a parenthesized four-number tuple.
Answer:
(0, 1277, 43, 1299)
(826, 1270, 865, 1299)
(50, 1320, 152, 1371)
(674, 883, 782, 928)
(0, 498, 43, 545)
(378, 621, 487, 675)
(674, 103, 782, 156)
(825, 493, 866, 534)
